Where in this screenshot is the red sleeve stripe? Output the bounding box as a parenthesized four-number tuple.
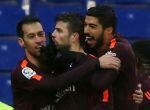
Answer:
(144, 91, 150, 100)
(89, 54, 96, 58)
(103, 89, 109, 102)
(32, 74, 42, 81)
(109, 38, 116, 49)
(21, 60, 28, 68)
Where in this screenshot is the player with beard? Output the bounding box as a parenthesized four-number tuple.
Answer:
(84, 5, 140, 110)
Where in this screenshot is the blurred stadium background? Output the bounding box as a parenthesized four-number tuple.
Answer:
(0, 0, 150, 106)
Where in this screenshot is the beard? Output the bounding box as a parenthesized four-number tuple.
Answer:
(27, 48, 41, 58)
(56, 44, 70, 53)
(52, 37, 71, 52)
(84, 32, 104, 55)
(95, 32, 104, 49)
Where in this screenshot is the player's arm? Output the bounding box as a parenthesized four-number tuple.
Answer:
(28, 53, 121, 91)
(89, 68, 119, 90)
(89, 43, 125, 90)
(22, 58, 99, 92)
(87, 48, 121, 90)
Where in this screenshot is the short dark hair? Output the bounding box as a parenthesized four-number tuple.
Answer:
(17, 16, 41, 38)
(87, 5, 117, 33)
(55, 12, 85, 46)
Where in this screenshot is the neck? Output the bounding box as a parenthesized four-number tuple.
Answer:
(70, 42, 86, 54)
(25, 51, 41, 68)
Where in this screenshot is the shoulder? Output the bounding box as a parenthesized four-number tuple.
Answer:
(11, 58, 26, 74)
(11, 58, 32, 80)
(110, 37, 134, 57)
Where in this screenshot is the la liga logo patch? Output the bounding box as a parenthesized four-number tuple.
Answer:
(22, 67, 36, 79)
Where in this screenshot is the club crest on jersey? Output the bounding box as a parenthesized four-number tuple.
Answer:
(105, 51, 116, 56)
(22, 67, 36, 79)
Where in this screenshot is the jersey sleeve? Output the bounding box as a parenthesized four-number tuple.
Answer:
(89, 69, 118, 90)
(12, 58, 100, 93)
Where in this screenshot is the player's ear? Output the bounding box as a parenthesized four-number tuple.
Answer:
(71, 32, 79, 42)
(105, 27, 113, 34)
(106, 27, 113, 34)
(18, 37, 25, 48)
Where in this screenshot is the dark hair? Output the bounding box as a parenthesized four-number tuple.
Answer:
(55, 12, 85, 46)
(87, 5, 117, 33)
(17, 16, 41, 38)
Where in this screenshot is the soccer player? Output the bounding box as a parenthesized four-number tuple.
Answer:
(84, 5, 139, 110)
